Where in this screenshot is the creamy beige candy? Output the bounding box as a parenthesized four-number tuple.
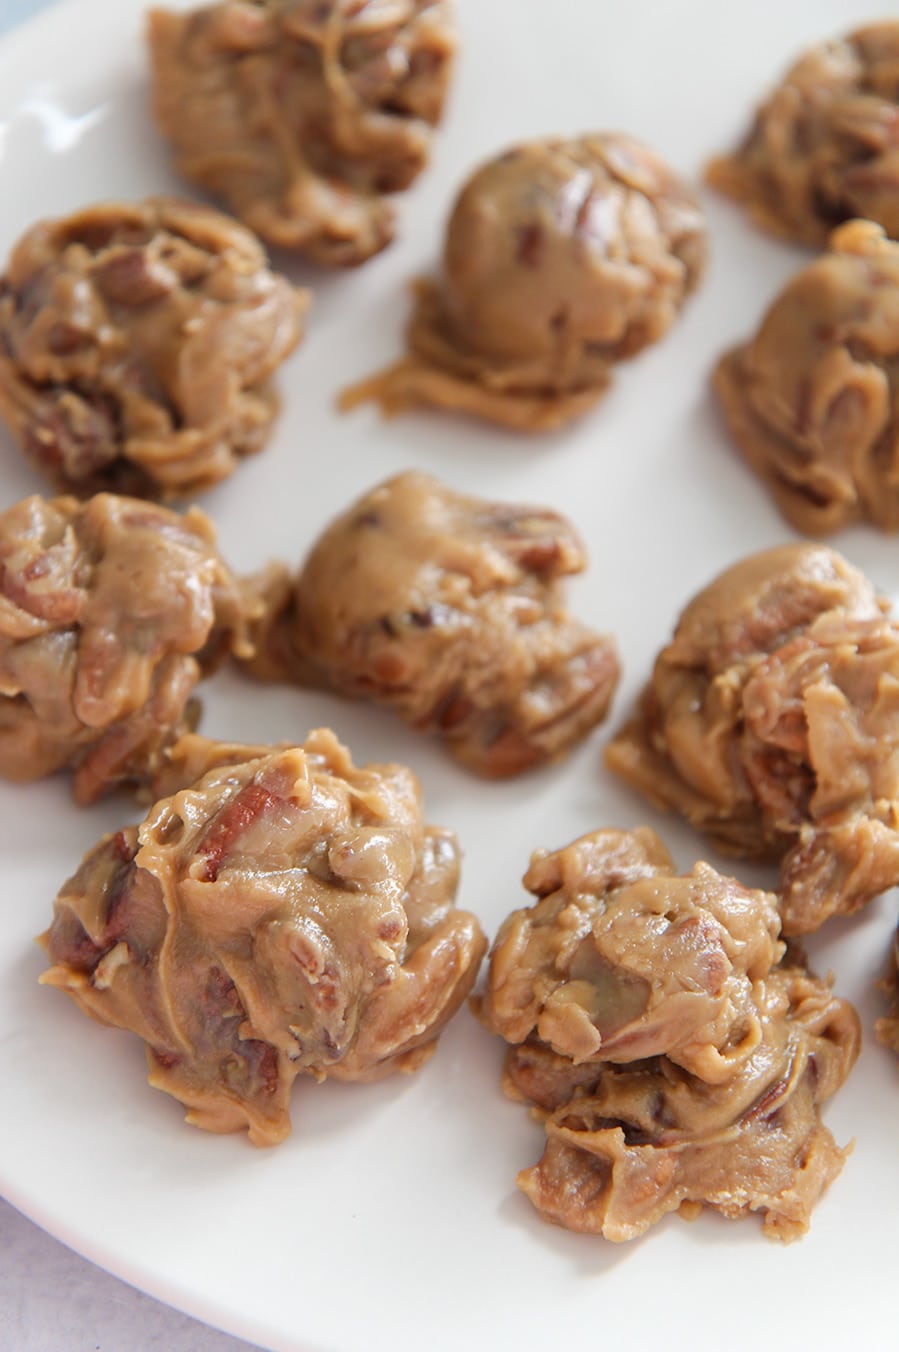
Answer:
(39, 730, 486, 1146)
(479, 827, 860, 1242)
(148, 0, 456, 266)
(245, 470, 620, 777)
(605, 543, 899, 934)
(0, 492, 254, 803)
(341, 133, 706, 429)
(0, 197, 305, 499)
(481, 828, 782, 1085)
(876, 924, 899, 1055)
(715, 221, 899, 534)
(708, 21, 899, 246)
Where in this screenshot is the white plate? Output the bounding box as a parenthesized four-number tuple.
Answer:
(0, 2, 896, 1349)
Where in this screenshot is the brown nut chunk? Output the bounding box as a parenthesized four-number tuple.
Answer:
(0, 493, 252, 803)
(340, 133, 706, 429)
(148, 1, 456, 266)
(246, 471, 620, 776)
(715, 221, 899, 534)
(479, 827, 859, 1243)
(0, 198, 305, 498)
(876, 924, 899, 1055)
(707, 22, 899, 246)
(39, 729, 486, 1146)
(605, 544, 899, 935)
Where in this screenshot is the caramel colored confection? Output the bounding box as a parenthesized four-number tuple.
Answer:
(876, 925, 899, 1055)
(245, 471, 620, 776)
(0, 493, 252, 803)
(341, 133, 706, 429)
(148, 0, 456, 266)
(605, 543, 899, 935)
(715, 221, 899, 534)
(0, 198, 305, 498)
(479, 827, 860, 1243)
(39, 729, 486, 1145)
(708, 22, 899, 246)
